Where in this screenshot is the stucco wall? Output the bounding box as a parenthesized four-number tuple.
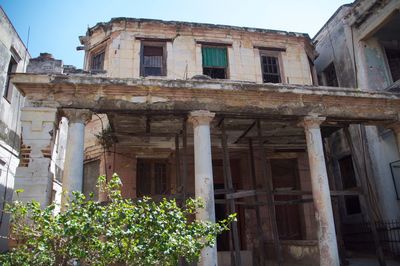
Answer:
(314, 0, 400, 222)
(83, 20, 314, 85)
(313, 5, 356, 88)
(0, 7, 30, 251)
(0, 8, 29, 149)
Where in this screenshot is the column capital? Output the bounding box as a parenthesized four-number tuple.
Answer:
(299, 115, 326, 129)
(188, 110, 215, 126)
(61, 108, 92, 124)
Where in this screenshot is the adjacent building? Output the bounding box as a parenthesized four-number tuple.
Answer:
(0, 7, 30, 252)
(314, 0, 400, 262)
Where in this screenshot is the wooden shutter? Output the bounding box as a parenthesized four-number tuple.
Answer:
(202, 47, 228, 68)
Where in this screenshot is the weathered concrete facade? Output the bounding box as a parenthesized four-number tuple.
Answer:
(314, 0, 400, 222)
(80, 18, 316, 85)
(9, 12, 400, 266)
(0, 7, 30, 251)
(314, 0, 400, 263)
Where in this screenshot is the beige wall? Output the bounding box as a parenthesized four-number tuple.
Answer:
(84, 20, 314, 85)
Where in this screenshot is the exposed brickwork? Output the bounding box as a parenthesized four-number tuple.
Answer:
(41, 145, 52, 159)
(19, 144, 31, 167)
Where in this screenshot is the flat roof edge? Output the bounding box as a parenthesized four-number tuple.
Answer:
(88, 17, 311, 39)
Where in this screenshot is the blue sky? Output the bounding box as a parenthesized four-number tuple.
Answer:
(1, 0, 350, 68)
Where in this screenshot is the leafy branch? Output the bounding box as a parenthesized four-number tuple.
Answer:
(0, 174, 235, 266)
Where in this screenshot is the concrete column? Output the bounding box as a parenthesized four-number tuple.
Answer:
(188, 110, 217, 266)
(61, 109, 92, 204)
(301, 115, 339, 266)
(390, 123, 400, 155)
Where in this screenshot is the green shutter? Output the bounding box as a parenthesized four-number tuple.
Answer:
(202, 47, 228, 67)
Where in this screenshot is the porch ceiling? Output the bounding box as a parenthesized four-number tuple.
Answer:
(107, 112, 307, 150)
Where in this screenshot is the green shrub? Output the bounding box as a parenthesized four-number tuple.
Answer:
(0, 174, 235, 266)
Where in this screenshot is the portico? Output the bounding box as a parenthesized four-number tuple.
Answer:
(12, 73, 400, 265)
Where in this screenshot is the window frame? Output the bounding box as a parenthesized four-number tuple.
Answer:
(83, 159, 100, 201)
(89, 48, 106, 72)
(140, 41, 167, 77)
(3, 56, 18, 103)
(322, 62, 339, 87)
(136, 158, 170, 198)
(201, 45, 229, 79)
(382, 46, 400, 84)
(338, 155, 362, 216)
(259, 50, 284, 84)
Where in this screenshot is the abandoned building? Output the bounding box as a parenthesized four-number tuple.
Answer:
(2, 0, 400, 265)
(0, 7, 30, 252)
(313, 0, 400, 265)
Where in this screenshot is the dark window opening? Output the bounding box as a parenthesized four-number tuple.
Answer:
(345, 195, 362, 215)
(4, 57, 17, 102)
(214, 183, 230, 251)
(202, 46, 228, 79)
(317, 74, 324, 86)
(203, 67, 226, 79)
(141, 44, 165, 77)
(271, 159, 303, 240)
(338, 155, 362, 215)
(308, 57, 317, 85)
(212, 159, 245, 251)
(323, 63, 339, 87)
(261, 55, 281, 83)
(385, 48, 400, 82)
(90, 51, 105, 71)
(83, 160, 100, 201)
(339, 156, 358, 189)
(137, 159, 168, 197)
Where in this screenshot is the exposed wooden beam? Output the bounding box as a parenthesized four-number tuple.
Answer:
(234, 121, 256, 144)
(344, 126, 386, 266)
(249, 138, 266, 265)
(182, 118, 188, 201)
(116, 132, 176, 137)
(175, 134, 181, 195)
(221, 119, 242, 266)
(257, 119, 282, 266)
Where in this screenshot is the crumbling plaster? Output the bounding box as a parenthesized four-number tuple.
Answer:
(314, 0, 400, 222)
(11, 74, 400, 125)
(82, 19, 315, 85)
(0, 7, 30, 252)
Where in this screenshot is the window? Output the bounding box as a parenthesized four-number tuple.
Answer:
(90, 50, 105, 71)
(83, 160, 100, 200)
(202, 46, 228, 79)
(136, 159, 168, 197)
(3, 57, 17, 102)
(308, 57, 317, 85)
(140, 43, 166, 77)
(0, 159, 5, 179)
(261, 54, 281, 83)
(339, 155, 362, 215)
(385, 48, 400, 82)
(271, 159, 302, 240)
(323, 62, 339, 87)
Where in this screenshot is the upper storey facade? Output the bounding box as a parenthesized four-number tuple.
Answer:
(79, 18, 317, 85)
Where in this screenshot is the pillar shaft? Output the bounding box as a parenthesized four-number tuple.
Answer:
(391, 124, 400, 155)
(302, 116, 339, 266)
(61, 109, 91, 204)
(189, 110, 217, 266)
